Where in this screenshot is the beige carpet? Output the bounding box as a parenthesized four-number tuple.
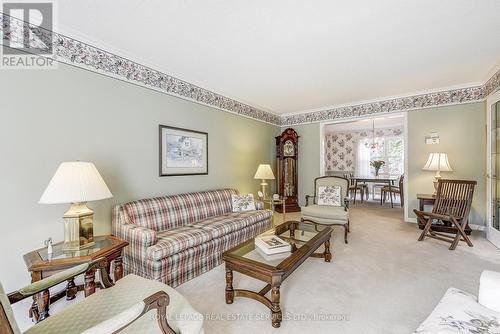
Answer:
(176, 203, 500, 334)
(13, 203, 500, 333)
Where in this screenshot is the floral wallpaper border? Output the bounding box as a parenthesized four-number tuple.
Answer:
(1, 14, 499, 127)
(0, 14, 281, 125)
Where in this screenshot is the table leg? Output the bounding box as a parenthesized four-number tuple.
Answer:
(388, 181, 394, 208)
(324, 238, 332, 262)
(353, 180, 358, 204)
(65, 278, 77, 300)
(283, 200, 286, 225)
(225, 268, 234, 304)
(84, 268, 96, 297)
(35, 289, 50, 322)
(271, 283, 282, 328)
(114, 256, 124, 282)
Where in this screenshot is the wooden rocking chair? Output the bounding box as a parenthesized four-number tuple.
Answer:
(414, 179, 476, 250)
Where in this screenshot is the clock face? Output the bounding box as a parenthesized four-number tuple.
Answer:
(284, 140, 294, 156)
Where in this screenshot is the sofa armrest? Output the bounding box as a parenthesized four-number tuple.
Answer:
(118, 224, 157, 248)
(255, 200, 264, 210)
(479, 270, 500, 313)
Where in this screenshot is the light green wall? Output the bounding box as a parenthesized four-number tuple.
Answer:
(0, 63, 278, 290)
(288, 102, 487, 227)
(283, 123, 321, 206)
(407, 102, 486, 226)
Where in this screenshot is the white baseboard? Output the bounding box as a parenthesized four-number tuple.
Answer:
(405, 218, 485, 231)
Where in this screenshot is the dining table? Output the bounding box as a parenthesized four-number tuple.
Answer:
(353, 175, 399, 208)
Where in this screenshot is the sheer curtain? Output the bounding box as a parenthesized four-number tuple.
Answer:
(356, 138, 371, 177)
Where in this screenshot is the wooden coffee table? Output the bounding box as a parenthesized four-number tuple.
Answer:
(223, 221, 333, 328)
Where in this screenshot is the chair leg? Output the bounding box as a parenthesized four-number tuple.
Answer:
(344, 224, 348, 244)
(380, 190, 384, 205)
(347, 219, 350, 233)
(449, 217, 473, 250)
(418, 216, 433, 241)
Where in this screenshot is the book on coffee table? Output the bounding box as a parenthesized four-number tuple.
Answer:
(255, 235, 291, 255)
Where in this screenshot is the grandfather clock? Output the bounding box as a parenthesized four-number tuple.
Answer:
(275, 128, 301, 213)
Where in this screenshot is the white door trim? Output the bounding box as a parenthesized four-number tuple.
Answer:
(319, 112, 409, 220)
(486, 89, 500, 249)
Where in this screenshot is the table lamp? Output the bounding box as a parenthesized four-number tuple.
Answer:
(254, 164, 275, 200)
(39, 162, 113, 251)
(422, 153, 453, 193)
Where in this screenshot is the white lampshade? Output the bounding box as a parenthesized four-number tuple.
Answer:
(254, 164, 275, 180)
(422, 153, 453, 172)
(39, 162, 113, 204)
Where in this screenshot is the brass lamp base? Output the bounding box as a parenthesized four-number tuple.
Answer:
(62, 202, 95, 251)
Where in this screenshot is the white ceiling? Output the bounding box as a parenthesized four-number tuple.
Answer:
(55, 0, 500, 115)
(325, 115, 405, 132)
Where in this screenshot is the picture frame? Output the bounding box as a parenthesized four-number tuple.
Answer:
(159, 125, 208, 176)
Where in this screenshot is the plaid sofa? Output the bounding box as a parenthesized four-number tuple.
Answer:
(112, 189, 272, 287)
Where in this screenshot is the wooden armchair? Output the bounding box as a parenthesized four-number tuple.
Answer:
(302, 176, 350, 244)
(1, 258, 203, 334)
(413, 179, 476, 250)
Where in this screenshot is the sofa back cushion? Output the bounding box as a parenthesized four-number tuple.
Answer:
(123, 189, 237, 231)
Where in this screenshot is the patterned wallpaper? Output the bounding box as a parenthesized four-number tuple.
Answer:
(324, 127, 403, 172)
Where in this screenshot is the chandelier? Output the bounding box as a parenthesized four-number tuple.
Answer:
(364, 119, 383, 150)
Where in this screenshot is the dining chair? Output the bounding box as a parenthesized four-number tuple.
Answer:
(344, 173, 368, 203)
(413, 179, 476, 250)
(381, 174, 404, 207)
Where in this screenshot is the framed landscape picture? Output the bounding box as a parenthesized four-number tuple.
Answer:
(159, 125, 208, 176)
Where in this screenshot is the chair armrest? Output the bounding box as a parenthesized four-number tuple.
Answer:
(305, 195, 316, 206)
(479, 270, 500, 313)
(80, 291, 175, 334)
(344, 197, 350, 211)
(413, 210, 454, 221)
(8, 257, 110, 304)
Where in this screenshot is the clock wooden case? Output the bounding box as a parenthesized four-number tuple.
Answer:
(275, 128, 301, 213)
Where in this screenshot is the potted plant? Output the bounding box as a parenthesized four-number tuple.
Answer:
(370, 160, 385, 177)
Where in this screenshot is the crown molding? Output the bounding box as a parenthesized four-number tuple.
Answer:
(2, 14, 499, 127)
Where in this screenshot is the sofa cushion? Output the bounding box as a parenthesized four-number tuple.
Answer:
(414, 287, 500, 333)
(123, 189, 236, 231)
(302, 204, 348, 223)
(191, 210, 273, 239)
(147, 226, 212, 261)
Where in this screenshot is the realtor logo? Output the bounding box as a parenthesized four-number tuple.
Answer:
(1, 2, 56, 68)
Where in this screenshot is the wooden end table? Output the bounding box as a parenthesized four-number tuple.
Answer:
(263, 196, 287, 227)
(223, 221, 332, 328)
(23, 235, 128, 322)
(417, 193, 436, 211)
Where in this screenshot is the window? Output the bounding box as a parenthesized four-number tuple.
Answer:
(369, 136, 404, 176)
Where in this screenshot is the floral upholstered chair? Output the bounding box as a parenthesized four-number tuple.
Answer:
(301, 176, 350, 244)
(0, 258, 203, 334)
(415, 270, 500, 333)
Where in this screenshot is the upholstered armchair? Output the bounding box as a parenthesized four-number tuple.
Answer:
(301, 176, 350, 244)
(0, 258, 203, 334)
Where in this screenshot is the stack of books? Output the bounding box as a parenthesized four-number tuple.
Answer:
(255, 235, 291, 261)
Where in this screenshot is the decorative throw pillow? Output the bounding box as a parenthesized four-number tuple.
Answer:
(231, 194, 256, 212)
(317, 185, 342, 206)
